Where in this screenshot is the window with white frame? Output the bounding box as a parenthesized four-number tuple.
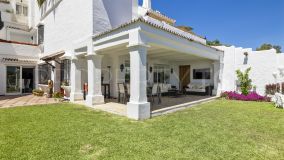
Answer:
(16, 3, 28, 16)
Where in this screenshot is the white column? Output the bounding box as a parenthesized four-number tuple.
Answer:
(70, 57, 83, 102)
(213, 60, 223, 96)
(34, 65, 39, 89)
(110, 55, 119, 98)
(142, 0, 151, 9)
(52, 61, 61, 92)
(127, 44, 150, 120)
(85, 54, 104, 107)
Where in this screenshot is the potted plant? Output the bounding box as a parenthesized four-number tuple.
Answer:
(61, 80, 71, 98)
(47, 80, 53, 98)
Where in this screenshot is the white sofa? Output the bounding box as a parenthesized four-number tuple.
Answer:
(185, 83, 213, 95)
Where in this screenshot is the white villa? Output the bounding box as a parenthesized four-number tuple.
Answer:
(0, 0, 283, 119)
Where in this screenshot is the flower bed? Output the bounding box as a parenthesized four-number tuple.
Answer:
(221, 91, 270, 102)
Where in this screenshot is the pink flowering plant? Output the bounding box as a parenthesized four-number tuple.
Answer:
(221, 91, 270, 102)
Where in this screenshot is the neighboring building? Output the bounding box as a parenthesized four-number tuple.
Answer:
(0, 0, 40, 95)
(0, 0, 283, 119)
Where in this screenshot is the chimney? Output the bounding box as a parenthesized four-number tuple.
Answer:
(142, 0, 151, 10)
(132, 0, 139, 19)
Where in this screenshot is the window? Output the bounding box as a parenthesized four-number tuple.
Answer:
(38, 64, 52, 84)
(193, 68, 211, 79)
(16, 4, 22, 15)
(60, 60, 71, 85)
(153, 65, 170, 83)
(23, 6, 28, 16)
(38, 25, 44, 44)
(16, 4, 28, 16)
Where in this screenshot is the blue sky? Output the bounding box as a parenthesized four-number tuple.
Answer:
(139, 0, 284, 50)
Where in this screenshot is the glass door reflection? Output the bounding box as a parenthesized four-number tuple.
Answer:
(6, 66, 21, 94)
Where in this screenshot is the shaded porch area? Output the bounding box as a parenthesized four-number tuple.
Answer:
(69, 17, 223, 120)
(105, 94, 213, 112)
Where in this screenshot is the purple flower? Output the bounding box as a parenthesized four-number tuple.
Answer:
(221, 91, 269, 102)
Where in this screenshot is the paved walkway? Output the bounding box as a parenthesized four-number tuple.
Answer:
(0, 95, 59, 108)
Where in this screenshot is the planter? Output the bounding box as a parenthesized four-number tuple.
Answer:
(61, 86, 71, 98)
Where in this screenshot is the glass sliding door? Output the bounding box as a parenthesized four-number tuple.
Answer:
(6, 66, 21, 94)
(153, 65, 170, 84)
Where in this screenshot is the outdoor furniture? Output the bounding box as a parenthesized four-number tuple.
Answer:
(102, 83, 110, 98)
(117, 83, 129, 104)
(150, 84, 161, 104)
(185, 83, 213, 96)
(168, 88, 181, 97)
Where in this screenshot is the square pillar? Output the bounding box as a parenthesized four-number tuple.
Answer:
(70, 57, 83, 102)
(127, 44, 150, 120)
(85, 54, 104, 107)
(213, 59, 224, 96)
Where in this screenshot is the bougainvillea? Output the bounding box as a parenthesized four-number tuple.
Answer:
(221, 91, 270, 102)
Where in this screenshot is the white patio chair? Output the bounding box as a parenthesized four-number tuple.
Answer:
(151, 84, 161, 104)
(117, 83, 129, 104)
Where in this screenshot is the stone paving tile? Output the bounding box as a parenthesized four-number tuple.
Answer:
(0, 95, 59, 108)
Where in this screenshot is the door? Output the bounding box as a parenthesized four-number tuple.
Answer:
(22, 68, 35, 94)
(6, 66, 21, 94)
(179, 65, 191, 89)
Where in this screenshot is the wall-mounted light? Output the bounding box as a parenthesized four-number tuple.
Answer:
(120, 64, 124, 72)
(171, 68, 174, 74)
(149, 66, 153, 73)
(243, 52, 249, 65)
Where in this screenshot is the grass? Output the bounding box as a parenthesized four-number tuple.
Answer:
(0, 100, 283, 160)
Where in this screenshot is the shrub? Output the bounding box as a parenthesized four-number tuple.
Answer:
(265, 82, 283, 95)
(221, 91, 270, 102)
(236, 68, 252, 95)
(32, 89, 44, 97)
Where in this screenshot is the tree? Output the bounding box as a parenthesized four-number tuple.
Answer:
(256, 43, 282, 53)
(37, 0, 46, 7)
(236, 67, 252, 95)
(207, 39, 222, 46)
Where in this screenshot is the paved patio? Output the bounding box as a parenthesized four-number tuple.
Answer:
(105, 95, 213, 111)
(0, 95, 59, 108)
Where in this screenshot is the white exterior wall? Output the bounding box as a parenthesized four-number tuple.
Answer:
(0, 42, 40, 95)
(43, 0, 93, 55)
(93, 0, 133, 35)
(0, 64, 6, 95)
(216, 46, 284, 95)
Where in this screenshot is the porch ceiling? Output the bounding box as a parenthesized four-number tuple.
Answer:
(98, 44, 210, 62)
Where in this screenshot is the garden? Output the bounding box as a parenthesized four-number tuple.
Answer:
(221, 68, 284, 109)
(0, 100, 283, 159)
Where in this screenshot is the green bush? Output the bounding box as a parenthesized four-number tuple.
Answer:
(32, 89, 44, 97)
(236, 68, 252, 95)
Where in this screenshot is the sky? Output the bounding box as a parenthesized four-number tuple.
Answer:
(138, 0, 284, 50)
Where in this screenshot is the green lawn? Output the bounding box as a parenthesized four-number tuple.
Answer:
(0, 100, 283, 160)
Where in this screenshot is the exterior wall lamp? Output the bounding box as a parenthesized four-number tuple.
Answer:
(149, 66, 153, 73)
(171, 68, 174, 74)
(120, 64, 124, 72)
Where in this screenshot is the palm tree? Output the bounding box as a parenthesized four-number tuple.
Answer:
(37, 0, 46, 7)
